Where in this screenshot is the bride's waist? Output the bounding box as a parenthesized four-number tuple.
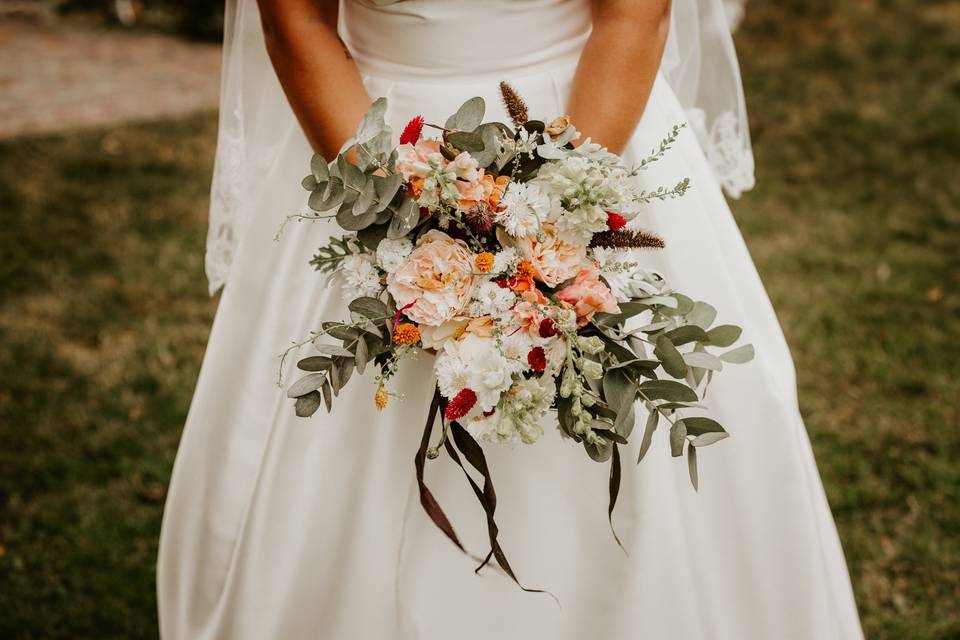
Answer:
(340, 0, 591, 82)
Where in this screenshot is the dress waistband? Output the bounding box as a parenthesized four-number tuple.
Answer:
(339, 0, 591, 82)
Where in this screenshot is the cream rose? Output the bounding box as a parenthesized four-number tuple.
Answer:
(514, 223, 587, 287)
(387, 230, 477, 326)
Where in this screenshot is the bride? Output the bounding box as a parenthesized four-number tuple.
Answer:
(158, 0, 863, 638)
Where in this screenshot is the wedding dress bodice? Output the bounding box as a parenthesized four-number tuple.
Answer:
(341, 0, 591, 80)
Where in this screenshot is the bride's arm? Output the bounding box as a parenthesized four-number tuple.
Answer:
(567, 0, 672, 153)
(257, 0, 371, 158)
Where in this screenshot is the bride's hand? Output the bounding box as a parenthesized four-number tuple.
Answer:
(567, 0, 672, 154)
(258, 0, 372, 159)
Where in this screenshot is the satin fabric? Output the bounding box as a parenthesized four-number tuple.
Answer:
(158, 1, 863, 637)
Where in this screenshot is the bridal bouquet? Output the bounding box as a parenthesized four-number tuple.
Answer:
(280, 84, 754, 589)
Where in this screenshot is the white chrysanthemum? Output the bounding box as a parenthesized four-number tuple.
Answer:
(491, 247, 520, 274)
(496, 182, 549, 238)
(375, 237, 413, 273)
(340, 253, 382, 298)
(434, 352, 471, 398)
(469, 280, 517, 317)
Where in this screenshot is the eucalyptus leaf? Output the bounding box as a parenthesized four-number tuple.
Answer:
(295, 390, 322, 417)
(584, 437, 613, 463)
(637, 407, 658, 462)
(338, 157, 367, 192)
(666, 325, 710, 346)
(692, 431, 730, 447)
(706, 324, 742, 347)
(310, 179, 344, 212)
(682, 416, 725, 436)
(336, 204, 377, 231)
(612, 402, 636, 439)
(310, 153, 330, 181)
(446, 131, 485, 152)
(373, 173, 403, 212)
(357, 222, 390, 251)
(321, 378, 333, 412)
(687, 444, 699, 490)
(720, 343, 755, 364)
(683, 351, 724, 371)
(349, 297, 389, 320)
(302, 174, 318, 191)
(688, 301, 718, 329)
(638, 379, 699, 402)
(654, 334, 688, 378)
(444, 96, 485, 131)
(355, 97, 388, 144)
(388, 197, 420, 239)
(322, 322, 359, 341)
(352, 180, 377, 216)
(602, 368, 635, 414)
(287, 372, 327, 398)
(297, 356, 332, 371)
(669, 420, 688, 457)
(355, 336, 368, 375)
(314, 344, 355, 358)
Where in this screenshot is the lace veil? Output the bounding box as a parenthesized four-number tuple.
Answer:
(205, 0, 755, 294)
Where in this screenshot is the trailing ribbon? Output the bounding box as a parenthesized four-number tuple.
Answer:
(444, 421, 554, 600)
(414, 388, 465, 552)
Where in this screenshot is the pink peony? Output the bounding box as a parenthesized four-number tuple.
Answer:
(387, 230, 477, 326)
(513, 223, 587, 288)
(556, 265, 621, 324)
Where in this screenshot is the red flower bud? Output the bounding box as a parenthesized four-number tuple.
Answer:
(399, 115, 425, 145)
(606, 211, 628, 231)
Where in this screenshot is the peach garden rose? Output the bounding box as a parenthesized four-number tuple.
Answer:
(513, 222, 587, 287)
(387, 230, 477, 326)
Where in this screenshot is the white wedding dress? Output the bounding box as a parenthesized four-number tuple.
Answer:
(158, 1, 863, 638)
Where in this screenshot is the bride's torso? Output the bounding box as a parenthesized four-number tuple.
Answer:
(340, 0, 592, 82)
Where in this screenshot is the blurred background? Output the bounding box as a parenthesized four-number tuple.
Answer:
(1, 1, 958, 637)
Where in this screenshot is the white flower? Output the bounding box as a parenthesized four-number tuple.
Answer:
(449, 151, 480, 182)
(434, 352, 471, 398)
(556, 203, 609, 240)
(375, 237, 413, 273)
(496, 182, 550, 238)
(339, 253, 382, 298)
(438, 334, 521, 415)
(469, 280, 517, 317)
(592, 247, 666, 302)
(491, 247, 520, 274)
(467, 376, 555, 445)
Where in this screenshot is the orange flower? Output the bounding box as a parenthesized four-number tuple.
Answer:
(374, 384, 389, 411)
(515, 260, 537, 279)
(393, 322, 421, 345)
(508, 276, 536, 293)
(475, 252, 495, 273)
(488, 175, 510, 208)
(407, 177, 424, 198)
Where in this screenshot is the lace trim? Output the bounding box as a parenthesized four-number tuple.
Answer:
(205, 107, 245, 296)
(687, 108, 756, 199)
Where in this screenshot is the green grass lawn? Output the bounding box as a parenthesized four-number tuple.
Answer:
(1, 2, 958, 638)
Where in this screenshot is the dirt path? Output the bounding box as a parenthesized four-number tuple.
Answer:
(0, 19, 221, 139)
